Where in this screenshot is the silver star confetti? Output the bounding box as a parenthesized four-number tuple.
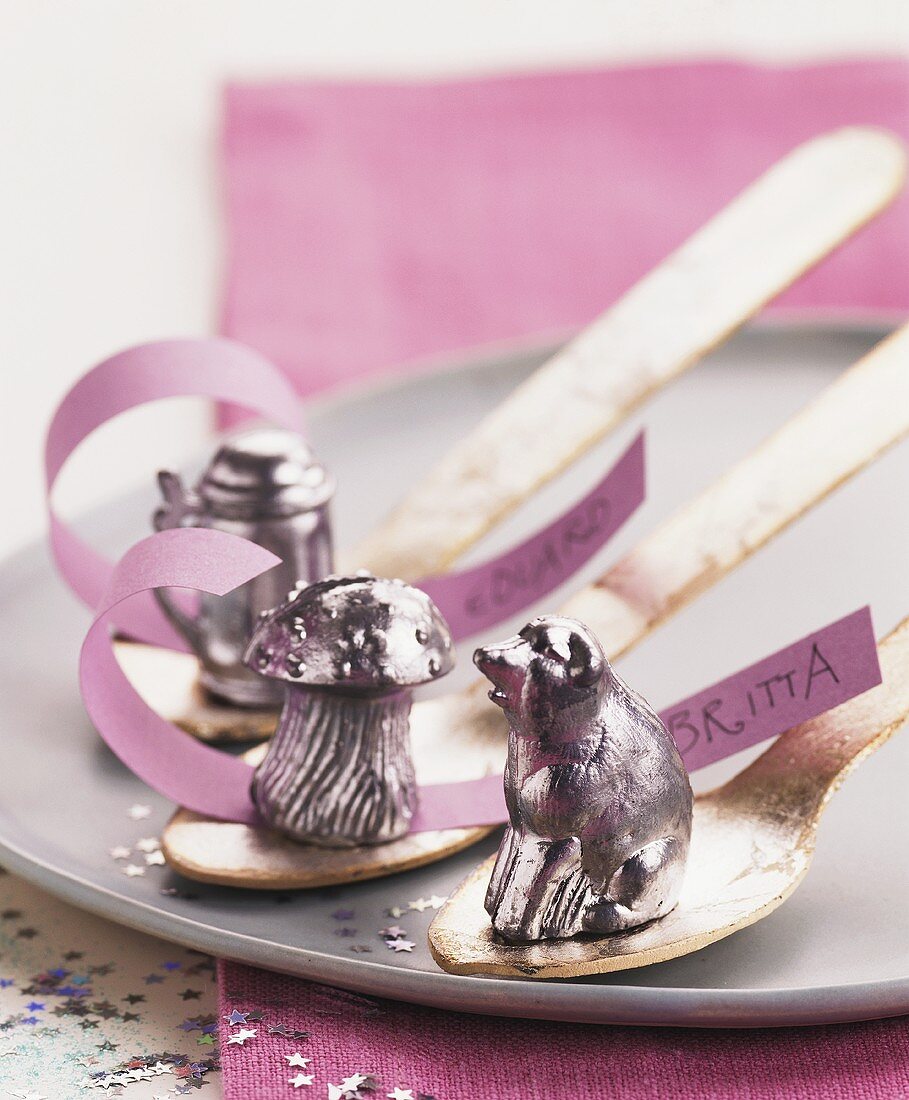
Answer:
(122, 864, 145, 878)
(340, 1073, 370, 1092)
(289, 1073, 314, 1088)
(226, 1026, 258, 1045)
(127, 804, 152, 820)
(286, 1053, 311, 1067)
(135, 837, 161, 853)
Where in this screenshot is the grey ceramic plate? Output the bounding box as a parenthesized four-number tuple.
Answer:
(1, 325, 907, 1028)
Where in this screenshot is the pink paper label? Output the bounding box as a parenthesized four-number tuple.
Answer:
(45, 338, 306, 650)
(77, 526, 881, 833)
(46, 339, 643, 648)
(410, 607, 881, 830)
(419, 433, 644, 640)
(662, 606, 880, 772)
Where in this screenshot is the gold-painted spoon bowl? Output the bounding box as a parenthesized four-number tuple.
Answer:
(429, 618, 909, 979)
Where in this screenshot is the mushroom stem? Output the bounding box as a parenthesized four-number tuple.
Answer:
(251, 684, 417, 847)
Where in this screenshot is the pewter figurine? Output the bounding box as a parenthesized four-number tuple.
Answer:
(153, 427, 334, 707)
(475, 616, 693, 943)
(243, 573, 454, 847)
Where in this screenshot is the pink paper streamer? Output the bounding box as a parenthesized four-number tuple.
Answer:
(46, 337, 305, 648)
(79, 524, 879, 832)
(79, 528, 275, 825)
(420, 433, 644, 640)
(409, 606, 881, 831)
(47, 338, 644, 651)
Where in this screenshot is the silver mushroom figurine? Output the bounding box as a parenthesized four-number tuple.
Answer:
(243, 573, 454, 847)
(153, 427, 335, 708)
(475, 615, 693, 943)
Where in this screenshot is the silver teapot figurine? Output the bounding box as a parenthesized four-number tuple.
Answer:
(153, 427, 335, 707)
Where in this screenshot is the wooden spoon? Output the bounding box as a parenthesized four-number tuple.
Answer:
(118, 128, 906, 747)
(351, 127, 906, 581)
(428, 617, 909, 978)
(160, 324, 909, 887)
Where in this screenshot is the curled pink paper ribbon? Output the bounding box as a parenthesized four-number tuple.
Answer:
(80, 528, 273, 825)
(46, 337, 305, 649)
(46, 338, 645, 649)
(80, 526, 880, 832)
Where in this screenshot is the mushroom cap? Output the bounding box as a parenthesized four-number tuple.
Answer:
(243, 573, 454, 690)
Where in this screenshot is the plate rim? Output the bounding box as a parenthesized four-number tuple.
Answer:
(2, 321, 906, 1028)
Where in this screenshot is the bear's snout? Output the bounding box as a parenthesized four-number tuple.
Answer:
(474, 637, 527, 710)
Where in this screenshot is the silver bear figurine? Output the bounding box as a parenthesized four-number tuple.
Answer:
(475, 616, 693, 943)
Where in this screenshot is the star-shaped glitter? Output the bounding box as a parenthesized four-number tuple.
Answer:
(127, 804, 152, 820)
(340, 1073, 370, 1092)
(144, 973, 164, 984)
(25, 1002, 44, 1012)
(385, 906, 405, 918)
(387, 1089, 414, 1100)
(145, 850, 166, 866)
(332, 908, 355, 921)
(161, 960, 181, 971)
(136, 837, 161, 852)
(16, 928, 38, 938)
(289, 1074, 314, 1089)
(122, 993, 145, 1005)
(286, 1054, 311, 1068)
(380, 926, 407, 939)
(109, 846, 132, 860)
(226, 1027, 257, 1045)
(180, 988, 201, 1000)
(427, 895, 447, 909)
(408, 898, 431, 913)
(224, 1009, 249, 1025)
(389, 939, 415, 953)
(123, 864, 145, 877)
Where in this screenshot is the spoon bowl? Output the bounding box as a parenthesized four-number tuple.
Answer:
(429, 618, 909, 978)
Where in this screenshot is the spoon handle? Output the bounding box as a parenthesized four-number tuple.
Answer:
(561, 323, 909, 658)
(352, 128, 906, 582)
(719, 616, 909, 827)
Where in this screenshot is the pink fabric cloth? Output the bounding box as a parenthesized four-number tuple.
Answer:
(218, 961, 909, 1099)
(222, 60, 909, 402)
(217, 61, 909, 1096)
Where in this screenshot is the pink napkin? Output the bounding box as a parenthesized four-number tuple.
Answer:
(217, 60, 909, 1097)
(218, 961, 909, 1100)
(222, 60, 909, 403)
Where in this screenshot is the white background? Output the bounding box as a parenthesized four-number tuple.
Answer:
(2, 0, 908, 557)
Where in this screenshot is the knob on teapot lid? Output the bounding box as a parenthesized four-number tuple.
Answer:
(199, 428, 334, 517)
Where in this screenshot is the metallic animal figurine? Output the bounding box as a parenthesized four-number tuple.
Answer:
(243, 573, 454, 847)
(475, 616, 693, 943)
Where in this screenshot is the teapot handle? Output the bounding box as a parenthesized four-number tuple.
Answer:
(153, 471, 205, 652)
